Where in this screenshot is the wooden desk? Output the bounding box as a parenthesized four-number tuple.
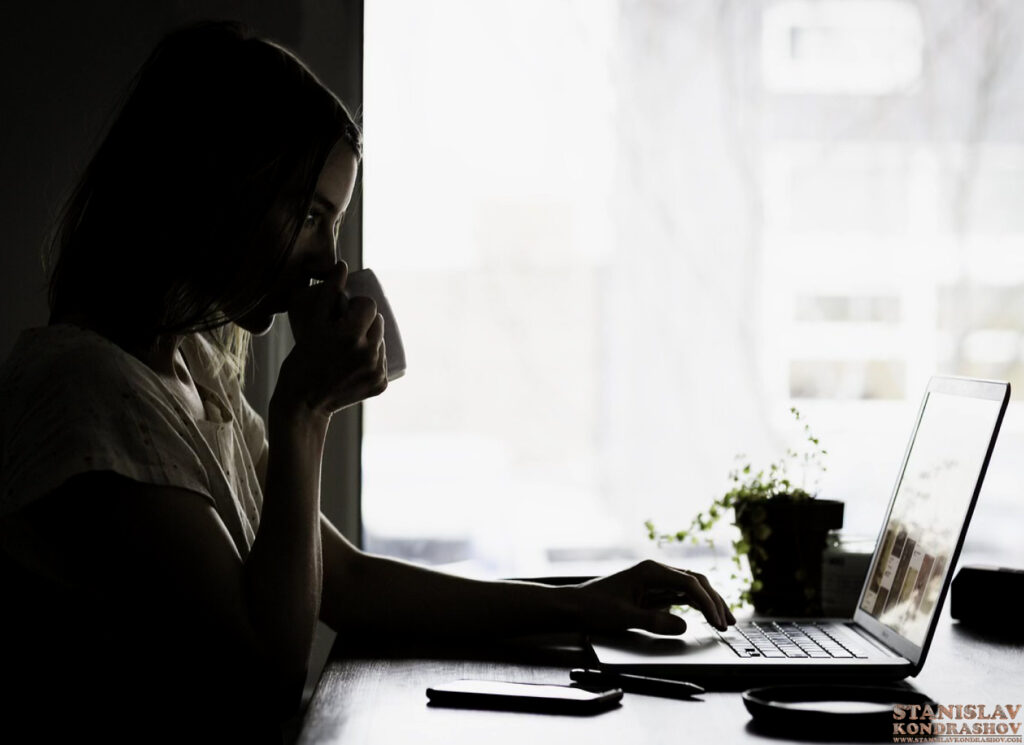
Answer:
(298, 614, 1024, 744)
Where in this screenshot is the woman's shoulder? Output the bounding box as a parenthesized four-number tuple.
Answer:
(0, 324, 198, 458)
(1, 324, 151, 401)
(0, 325, 213, 519)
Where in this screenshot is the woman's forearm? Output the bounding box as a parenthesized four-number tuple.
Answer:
(242, 399, 327, 692)
(319, 518, 578, 639)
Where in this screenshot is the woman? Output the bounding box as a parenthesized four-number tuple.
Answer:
(0, 20, 733, 742)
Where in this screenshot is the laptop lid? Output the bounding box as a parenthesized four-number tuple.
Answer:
(852, 376, 1009, 675)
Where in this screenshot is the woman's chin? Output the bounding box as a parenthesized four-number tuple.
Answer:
(235, 311, 276, 336)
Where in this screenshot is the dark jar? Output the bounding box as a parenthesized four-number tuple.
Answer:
(734, 497, 845, 616)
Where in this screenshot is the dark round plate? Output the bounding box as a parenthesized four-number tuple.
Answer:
(743, 684, 935, 740)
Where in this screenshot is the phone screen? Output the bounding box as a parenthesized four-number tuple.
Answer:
(426, 680, 622, 714)
(434, 680, 609, 700)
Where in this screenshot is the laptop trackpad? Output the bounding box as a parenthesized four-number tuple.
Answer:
(590, 625, 729, 666)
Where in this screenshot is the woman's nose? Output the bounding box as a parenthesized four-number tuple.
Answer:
(322, 228, 339, 266)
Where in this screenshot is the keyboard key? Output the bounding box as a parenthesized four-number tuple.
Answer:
(732, 647, 761, 657)
(841, 644, 871, 659)
(826, 648, 854, 658)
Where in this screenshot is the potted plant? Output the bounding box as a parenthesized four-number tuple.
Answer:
(645, 408, 843, 616)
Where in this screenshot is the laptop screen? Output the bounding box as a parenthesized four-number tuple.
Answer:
(858, 390, 1003, 646)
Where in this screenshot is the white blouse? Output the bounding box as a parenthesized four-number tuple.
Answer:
(0, 323, 267, 558)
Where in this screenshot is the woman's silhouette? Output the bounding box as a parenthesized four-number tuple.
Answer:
(0, 20, 733, 743)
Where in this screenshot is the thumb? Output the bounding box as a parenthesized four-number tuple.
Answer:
(629, 609, 687, 636)
(318, 261, 349, 319)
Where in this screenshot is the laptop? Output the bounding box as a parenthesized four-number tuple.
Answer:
(589, 375, 1010, 686)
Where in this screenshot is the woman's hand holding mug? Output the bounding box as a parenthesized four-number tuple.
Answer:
(274, 261, 388, 421)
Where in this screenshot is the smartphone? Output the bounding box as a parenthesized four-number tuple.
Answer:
(425, 680, 622, 714)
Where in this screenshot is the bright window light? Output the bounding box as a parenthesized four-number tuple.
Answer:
(362, 0, 1024, 579)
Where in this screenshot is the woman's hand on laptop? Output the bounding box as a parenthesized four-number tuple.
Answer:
(571, 560, 735, 634)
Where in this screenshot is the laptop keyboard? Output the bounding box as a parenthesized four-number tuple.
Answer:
(716, 621, 871, 659)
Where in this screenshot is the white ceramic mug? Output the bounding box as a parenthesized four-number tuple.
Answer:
(344, 268, 406, 381)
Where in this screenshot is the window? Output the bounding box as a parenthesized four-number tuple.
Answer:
(362, 0, 1024, 579)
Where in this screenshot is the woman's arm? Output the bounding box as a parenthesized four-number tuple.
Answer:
(318, 515, 734, 640)
(318, 515, 572, 638)
(251, 259, 386, 678)
(241, 397, 327, 692)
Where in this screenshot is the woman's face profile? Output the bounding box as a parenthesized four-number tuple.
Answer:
(236, 140, 360, 335)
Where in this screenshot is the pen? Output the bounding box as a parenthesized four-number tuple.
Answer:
(570, 668, 705, 699)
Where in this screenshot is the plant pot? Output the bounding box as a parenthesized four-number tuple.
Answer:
(734, 497, 844, 617)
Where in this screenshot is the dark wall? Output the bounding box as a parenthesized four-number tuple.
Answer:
(0, 0, 362, 360)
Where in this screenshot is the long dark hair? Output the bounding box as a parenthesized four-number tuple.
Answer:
(45, 20, 362, 381)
